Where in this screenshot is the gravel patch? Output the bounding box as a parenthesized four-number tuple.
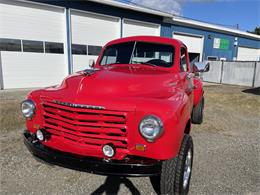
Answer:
(1, 85, 259, 194)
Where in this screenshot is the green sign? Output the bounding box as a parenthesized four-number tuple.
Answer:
(213, 38, 230, 50)
(219, 39, 229, 50)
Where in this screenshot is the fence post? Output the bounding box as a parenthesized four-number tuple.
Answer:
(252, 61, 257, 87)
(220, 60, 224, 84)
(0, 51, 4, 90)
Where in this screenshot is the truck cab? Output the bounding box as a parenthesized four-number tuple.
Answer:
(22, 36, 209, 194)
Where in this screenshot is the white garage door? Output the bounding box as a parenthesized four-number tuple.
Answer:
(237, 46, 260, 61)
(0, 1, 67, 89)
(123, 19, 160, 37)
(173, 32, 204, 61)
(71, 10, 121, 72)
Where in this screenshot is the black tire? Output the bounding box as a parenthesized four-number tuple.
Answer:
(191, 97, 204, 124)
(150, 134, 194, 195)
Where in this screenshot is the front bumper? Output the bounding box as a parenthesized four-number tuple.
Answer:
(23, 130, 162, 177)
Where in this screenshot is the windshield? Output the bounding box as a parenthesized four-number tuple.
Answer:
(100, 41, 175, 68)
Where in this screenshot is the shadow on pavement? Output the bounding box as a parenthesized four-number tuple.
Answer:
(90, 176, 141, 195)
(242, 87, 260, 95)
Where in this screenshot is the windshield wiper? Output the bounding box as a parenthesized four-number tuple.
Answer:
(140, 62, 157, 67)
(103, 62, 121, 66)
(131, 60, 157, 67)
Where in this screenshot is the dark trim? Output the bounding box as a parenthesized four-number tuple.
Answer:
(173, 31, 203, 38)
(22, 40, 44, 53)
(237, 45, 260, 50)
(0, 52, 4, 90)
(220, 60, 224, 84)
(66, 8, 73, 74)
(120, 18, 123, 38)
(252, 62, 257, 87)
(0, 38, 22, 52)
(23, 130, 162, 177)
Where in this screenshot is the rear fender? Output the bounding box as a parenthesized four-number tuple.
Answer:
(193, 78, 204, 106)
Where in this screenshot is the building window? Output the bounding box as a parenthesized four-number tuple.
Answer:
(23, 40, 44, 53)
(72, 44, 87, 55)
(88, 45, 102, 56)
(207, 56, 218, 61)
(45, 42, 64, 54)
(0, 38, 21, 52)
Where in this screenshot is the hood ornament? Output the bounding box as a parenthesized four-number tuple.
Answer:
(83, 68, 99, 76)
(53, 100, 105, 110)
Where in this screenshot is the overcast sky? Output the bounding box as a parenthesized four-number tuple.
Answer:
(117, 0, 260, 32)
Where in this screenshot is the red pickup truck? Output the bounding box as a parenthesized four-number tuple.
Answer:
(22, 36, 209, 194)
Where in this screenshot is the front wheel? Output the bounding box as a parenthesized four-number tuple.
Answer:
(150, 134, 194, 195)
(191, 96, 204, 124)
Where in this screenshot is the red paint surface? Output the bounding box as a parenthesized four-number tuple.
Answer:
(25, 36, 204, 160)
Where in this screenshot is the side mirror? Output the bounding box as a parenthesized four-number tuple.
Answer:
(193, 61, 210, 73)
(89, 59, 95, 68)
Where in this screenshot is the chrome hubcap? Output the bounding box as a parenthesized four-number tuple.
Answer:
(183, 148, 192, 189)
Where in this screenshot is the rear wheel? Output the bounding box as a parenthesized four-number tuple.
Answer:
(150, 134, 194, 195)
(191, 97, 204, 124)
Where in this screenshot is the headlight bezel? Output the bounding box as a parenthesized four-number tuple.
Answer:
(139, 115, 164, 142)
(21, 99, 36, 119)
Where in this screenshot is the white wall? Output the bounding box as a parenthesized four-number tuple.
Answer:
(123, 19, 160, 37)
(173, 33, 204, 61)
(0, 1, 65, 42)
(202, 61, 258, 87)
(71, 11, 120, 46)
(201, 60, 222, 83)
(237, 47, 260, 61)
(71, 11, 121, 72)
(1, 52, 67, 89)
(72, 55, 99, 72)
(0, 1, 68, 89)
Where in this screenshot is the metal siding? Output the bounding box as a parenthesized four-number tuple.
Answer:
(0, 1, 67, 89)
(237, 47, 260, 61)
(160, 24, 173, 38)
(222, 61, 255, 86)
(173, 25, 236, 61)
(70, 10, 121, 72)
(123, 19, 160, 37)
(238, 37, 260, 49)
(254, 62, 260, 87)
(1, 52, 67, 89)
(32, 0, 163, 25)
(0, 1, 65, 42)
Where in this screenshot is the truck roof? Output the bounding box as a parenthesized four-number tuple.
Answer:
(104, 36, 186, 48)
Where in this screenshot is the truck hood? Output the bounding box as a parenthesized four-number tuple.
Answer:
(40, 65, 180, 111)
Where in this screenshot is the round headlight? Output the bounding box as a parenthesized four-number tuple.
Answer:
(21, 99, 35, 119)
(36, 129, 44, 141)
(102, 144, 115, 158)
(139, 115, 163, 142)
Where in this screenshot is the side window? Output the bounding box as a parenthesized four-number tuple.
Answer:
(180, 48, 188, 72)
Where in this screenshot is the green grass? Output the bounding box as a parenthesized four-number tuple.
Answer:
(0, 85, 259, 133)
(0, 90, 30, 132)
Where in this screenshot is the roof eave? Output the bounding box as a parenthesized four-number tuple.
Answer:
(88, 0, 173, 18)
(172, 17, 260, 41)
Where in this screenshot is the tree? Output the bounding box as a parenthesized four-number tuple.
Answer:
(248, 27, 260, 35)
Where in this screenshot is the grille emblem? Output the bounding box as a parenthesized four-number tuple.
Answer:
(53, 100, 105, 110)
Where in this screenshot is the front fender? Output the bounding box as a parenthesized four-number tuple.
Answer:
(130, 92, 191, 160)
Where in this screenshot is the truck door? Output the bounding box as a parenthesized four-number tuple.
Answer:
(179, 47, 194, 112)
